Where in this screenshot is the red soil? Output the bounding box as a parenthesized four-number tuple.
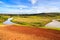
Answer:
(0, 25, 60, 40)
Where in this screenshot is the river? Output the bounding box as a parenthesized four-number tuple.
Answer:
(3, 17, 14, 25)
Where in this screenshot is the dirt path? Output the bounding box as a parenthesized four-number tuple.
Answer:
(0, 25, 60, 40)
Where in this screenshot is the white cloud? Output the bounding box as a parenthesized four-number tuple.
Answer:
(0, 0, 60, 14)
(1, 3, 28, 8)
(31, 6, 60, 13)
(29, 0, 38, 5)
(0, 5, 60, 14)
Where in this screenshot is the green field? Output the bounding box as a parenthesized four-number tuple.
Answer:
(0, 13, 60, 30)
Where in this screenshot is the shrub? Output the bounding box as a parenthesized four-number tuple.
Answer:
(30, 22, 44, 27)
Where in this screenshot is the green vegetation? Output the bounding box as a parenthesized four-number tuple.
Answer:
(0, 13, 60, 30)
(11, 13, 60, 27)
(0, 15, 10, 24)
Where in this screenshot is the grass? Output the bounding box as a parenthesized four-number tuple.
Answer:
(11, 16, 52, 27)
(0, 15, 10, 23)
(41, 26, 60, 30)
(0, 13, 60, 30)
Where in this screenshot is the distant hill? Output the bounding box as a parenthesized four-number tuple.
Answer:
(0, 13, 60, 16)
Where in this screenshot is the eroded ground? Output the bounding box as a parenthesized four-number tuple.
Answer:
(0, 25, 60, 40)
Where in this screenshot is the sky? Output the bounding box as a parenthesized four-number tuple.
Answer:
(0, 0, 60, 14)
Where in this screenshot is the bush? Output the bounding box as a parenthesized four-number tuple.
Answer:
(12, 21, 28, 25)
(30, 22, 44, 27)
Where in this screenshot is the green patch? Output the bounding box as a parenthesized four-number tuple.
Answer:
(30, 22, 44, 27)
(42, 26, 60, 31)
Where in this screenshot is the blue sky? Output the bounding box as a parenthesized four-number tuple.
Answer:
(0, 0, 60, 14)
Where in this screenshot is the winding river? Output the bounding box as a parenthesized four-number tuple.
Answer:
(3, 17, 14, 25)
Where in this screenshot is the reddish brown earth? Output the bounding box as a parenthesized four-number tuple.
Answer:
(0, 25, 60, 40)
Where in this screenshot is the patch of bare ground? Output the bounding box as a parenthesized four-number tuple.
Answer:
(0, 25, 60, 40)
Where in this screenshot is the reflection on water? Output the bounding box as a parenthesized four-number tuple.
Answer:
(3, 17, 14, 25)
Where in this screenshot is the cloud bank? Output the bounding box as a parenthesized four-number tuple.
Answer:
(0, 0, 60, 14)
